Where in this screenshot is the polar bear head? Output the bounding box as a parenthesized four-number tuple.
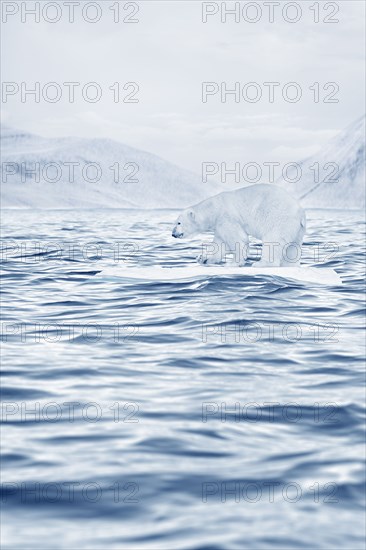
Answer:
(172, 209, 199, 238)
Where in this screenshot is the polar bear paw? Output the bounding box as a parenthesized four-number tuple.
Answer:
(196, 254, 208, 264)
(196, 254, 223, 265)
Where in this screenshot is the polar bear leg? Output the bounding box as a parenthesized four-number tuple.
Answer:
(279, 225, 305, 266)
(197, 223, 249, 266)
(197, 236, 225, 265)
(215, 222, 249, 266)
(257, 226, 304, 267)
(256, 233, 284, 267)
(220, 234, 249, 266)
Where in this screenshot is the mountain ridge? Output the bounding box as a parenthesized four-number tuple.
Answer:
(277, 115, 365, 208)
(1, 126, 221, 209)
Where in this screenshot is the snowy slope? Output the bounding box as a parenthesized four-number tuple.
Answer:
(1, 126, 221, 209)
(277, 115, 365, 208)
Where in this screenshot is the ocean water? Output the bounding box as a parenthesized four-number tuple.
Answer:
(1, 208, 365, 550)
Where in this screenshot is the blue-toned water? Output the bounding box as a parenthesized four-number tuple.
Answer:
(1, 208, 365, 549)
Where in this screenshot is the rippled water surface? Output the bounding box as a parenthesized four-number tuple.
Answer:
(1, 208, 365, 549)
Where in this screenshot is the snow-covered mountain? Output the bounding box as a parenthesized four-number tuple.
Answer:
(1, 126, 221, 209)
(2, 118, 364, 210)
(277, 115, 365, 209)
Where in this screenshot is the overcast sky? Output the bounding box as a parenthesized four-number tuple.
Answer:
(1, 0, 365, 174)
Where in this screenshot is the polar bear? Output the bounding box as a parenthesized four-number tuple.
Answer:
(172, 184, 306, 267)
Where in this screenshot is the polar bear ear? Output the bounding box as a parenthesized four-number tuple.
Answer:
(189, 211, 195, 221)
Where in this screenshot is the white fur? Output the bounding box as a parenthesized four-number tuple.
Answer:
(172, 184, 306, 267)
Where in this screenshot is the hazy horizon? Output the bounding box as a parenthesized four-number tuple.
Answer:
(1, 1, 365, 174)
